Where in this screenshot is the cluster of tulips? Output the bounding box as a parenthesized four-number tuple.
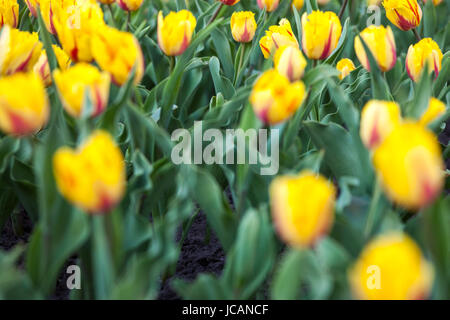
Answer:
(0, 0, 448, 300)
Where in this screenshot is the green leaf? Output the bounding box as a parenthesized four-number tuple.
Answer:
(211, 28, 234, 80)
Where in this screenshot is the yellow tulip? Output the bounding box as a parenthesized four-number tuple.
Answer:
(39, 0, 77, 35)
(301, 10, 342, 60)
(230, 11, 257, 43)
(33, 45, 72, 86)
(360, 100, 401, 149)
(382, 0, 422, 31)
(270, 170, 336, 248)
(274, 45, 307, 82)
(257, 0, 279, 12)
(373, 122, 444, 210)
(157, 10, 197, 57)
(219, 0, 240, 5)
(0, 0, 18, 28)
(0, 72, 49, 136)
(116, 0, 143, 11)
(336, 58, 356, 80)
(24, 0, 39, 17)
(53, 63, 111, 118)
(419, 97, 446, 126)
(259, 19, 298, 59)
(368, 0, 382, 5)
(292, 0, 303, 10)
(92, 25, 145, 86)
(97, 0, 115, 3)
(349, 232, 433, 300)
(0, 26, 42, 76)
(406, 38, 443, 82)
(354, 25, 397, 72)
(53, 130, 126, 214)
(250, 69, 306, 125)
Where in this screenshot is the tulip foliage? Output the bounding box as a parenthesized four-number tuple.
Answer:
(0, 0, 448, 300)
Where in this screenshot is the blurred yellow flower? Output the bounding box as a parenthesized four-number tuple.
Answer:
(367, 0, 381, 5)
(373, 122, 444, 210)
(382, 0, 422, 31)
(157, 10, 197, 56)
(53, 63, 111, 118)
(354, 25, 397, 72)
(39, 0, 77, 35)
(53, 130, 126, 214)
(116, 0, 143, 11)
(336, 58, 356, 80)
(292, 0, 303, 10)
(274, 45, 307, 82)
(349, 232, 433, 300)
(0, 72, 49, 136)
(317, 0, 330, 4)
(257, 0, 279, 12)
(419, 97, 446, 126)
(423, 0, 443, 5)
(33, 45, 72, 86)
(259, 19, 298, 59)
(270, 170, 336, 248)
(301, 10, 342, 60)
(0, 0, 18, 28)
(406, 38, 443, 82)
(97, 0, 115, 3)
(230, 11, 257, 43)
(250, 69, 306, 125)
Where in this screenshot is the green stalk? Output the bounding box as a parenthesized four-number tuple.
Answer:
(364, 178, 383, 238)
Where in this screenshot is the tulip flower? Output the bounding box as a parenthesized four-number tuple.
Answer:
(270, 170, 336, 248)
(0, 0, 18, 28)
(354, 25, 397, 72)
(382, 0, 422, 31)
(92, 25, 144, 85)
(0, 72, 49, 136)
(53, 63, 111, 118)
(336, 58, 356, 80)
(259, 19, 299, 59)
(274, 45, 307, 82)
(292, 0, 303, 10)
(373, 122, 444, 210)
(157, 10, 197, 57)
(98, 0, 115, 3)
(250, 69, 306, 124)
(53, 130, 126, 214)
(423, 0, 443, 5)
(39, 0, 77, 35)
(33, 45, 72, 86)
(0, 26, 42, 76)
(301, 11, 342, 60)
(116, 0, 143, 11)
(360, 100, 401, 149)
(406, 38, 443, 82)
(419, 97, 446, 126)
(349, 232, 433, 300)
(219, 0, 240, 5)
(230, 11, 257, 43)
(257, 0, 279, 12)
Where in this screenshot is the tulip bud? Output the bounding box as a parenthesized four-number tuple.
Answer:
(419, 97, 446, 126)
(250, 69, 306, 124)
(230, 11, 257, 43)
(92, 25, 144, 85)
(0, 26, 42, 76)
(406, 38, 443, 82)
(349, 232, 433, 300)
(336, 58, 356, 80)
(53, 63, 111, 118)
(354, 25, 397, 72)
(274, 45, 307, 82)
(360, 100, 401, 149)
(382, 0, 422, 31)
(257, 0, 279, 12)
(301, 10, 342, 60)
(0, 0, 18, 28)
(116, 0, 143, 11)
(53, 130, 126, 214)
(292, 0, 304, 10)
(373, 122, 444, 210)
(259, 19, 298, 59)
(157, 10, 197, 57)
(270, 170, 336, 248)
(33, 45, 72, 86)
(219, 0, 240, 5)
(0, 72, 49, 136)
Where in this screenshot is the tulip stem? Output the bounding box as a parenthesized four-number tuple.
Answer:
(207, 2, 223, 26)
(364, 178, 383, 238)
(234, 43, 245, 86)
(412, 28, 421, 41)
(312, 60, 317, 68)
(127, 12, 131, 31)
(169, 56, 175, 73)
(338, 0, 349, 20)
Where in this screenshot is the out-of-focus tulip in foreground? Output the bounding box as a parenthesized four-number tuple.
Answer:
(273, 45, 307, 82)
(0, 0, 18, 28)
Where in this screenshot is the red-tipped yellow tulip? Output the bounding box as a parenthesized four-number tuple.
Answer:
(0, 72, 49, 136)
(406, 38, 443, 82)
(0, 0, 18, 28)
(301, 10, 342, 60)
(219, 0, 240, 5)
(336, 58, 356, 80)
(250, 69, 306, 124)
(419, 97, 446, 126)
(270, 170, 336, 248)
(116, 0, 143, 11)
(33, 45, 72, 86)
(354, 25, 397, 72)
(360, 100, 401, 149)
(373, 122, 444, 210)
(97, 0, 115, 3)
(349, 232, 433, 300)
(230, 11, 257, 43)
(382, 0, 422, 31)
(257, 0, 279, 12)
(259, 19, 298, 59)
(292, 0, 304, 10)
(39, 0, 77, 35)
(274, 45, 307, 82)
(53, 63, 111, 118)
(53, 130, 126, 214)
